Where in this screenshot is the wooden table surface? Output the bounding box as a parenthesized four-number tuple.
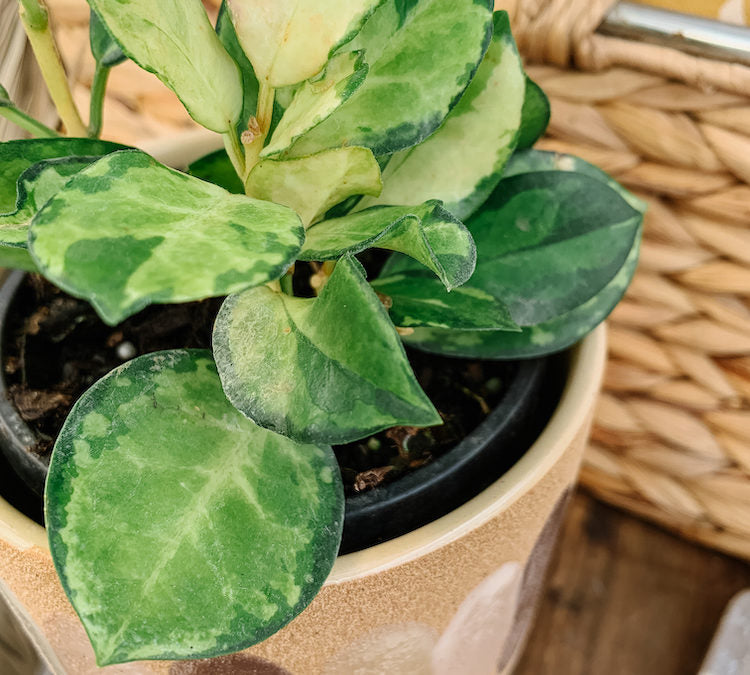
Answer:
(515, 491, 750, 675)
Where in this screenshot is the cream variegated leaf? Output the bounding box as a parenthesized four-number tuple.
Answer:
(87, 0, 243, 132)
(358, 11, 525, 220)
(226, 0, 382, 87)
(246, 147, 382, 227)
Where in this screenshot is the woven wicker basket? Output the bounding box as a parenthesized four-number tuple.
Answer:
(23, 0, 750, 561)
(499, 0, 750, 560)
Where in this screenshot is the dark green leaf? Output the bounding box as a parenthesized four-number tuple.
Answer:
(89, 9, 125, 67)
(29, 149, 304, 325)
(187, 149, 244, 194)
(517, 77, 550, 150)
(213, 255, 441, 444)
(46, 349, 343, 665)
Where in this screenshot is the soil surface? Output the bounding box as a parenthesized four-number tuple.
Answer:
(3, 274, 518, 496)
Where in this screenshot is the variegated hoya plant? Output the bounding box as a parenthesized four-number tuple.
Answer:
(1, 0, 645, 665)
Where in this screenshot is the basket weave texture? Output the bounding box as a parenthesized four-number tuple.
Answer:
(503, 0, 750, 560)
(31, 0, 750, 560)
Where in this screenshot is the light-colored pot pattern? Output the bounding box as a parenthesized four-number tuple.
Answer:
(0, 326, 606, 675)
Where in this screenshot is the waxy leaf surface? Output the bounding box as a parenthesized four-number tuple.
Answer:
(87, 0, 242, 133)
(246, 147, 382, 227)
(0, 157, 102, 270)
(46, 349, 344, 665)
(517, 77, 550, 150)
(226, 0, 381, 87)
(300, 202, 475, 290)
(0, 137, 123, 212)
(30, 150, 304, 325)
(372, 273, 518, 331)
(358, 11, 524, 219)
(188, 149, 244, 194)
(378, 170, 642, 331)
(289, 0, 494, 157)
(262, 51, 368, 157)
(213, 256, 440, 444)
(403, 227, 642, 358)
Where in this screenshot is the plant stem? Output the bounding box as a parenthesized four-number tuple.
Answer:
(222, 129, 246, 179)
(18, 0, 87, 137)
(0, 104, 59, 137)
(242, 82, 275, 186)
(87, 62, 110, 138)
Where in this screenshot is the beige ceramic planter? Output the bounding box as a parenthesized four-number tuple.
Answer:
(0, 136, 608, 675)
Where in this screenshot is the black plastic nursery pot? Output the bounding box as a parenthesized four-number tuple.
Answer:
(0, 141, 609, 675)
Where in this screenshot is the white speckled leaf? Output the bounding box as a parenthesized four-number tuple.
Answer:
(46, 349, 344, 666)
(300, 202, 475, 290)
(262, 51, 369, 157)
(29, 149, 304, 325)
(226, 0, 382, 87)
(358, 11, 525, 219)
(288, 0, 494, 157)
(213, 256, 440, 444)
(246, 147, 382, 227)
(87, 0, 243, 132)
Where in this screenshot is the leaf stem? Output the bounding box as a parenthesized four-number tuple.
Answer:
(242, 82, 275, 186)
(87, 62, 110, 138)
(0, 103, 59, 137)
(222, 128, 246, 180)
(18, 0, 87, 137)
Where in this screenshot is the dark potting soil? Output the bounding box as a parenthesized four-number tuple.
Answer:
(3, 274, 518, 497)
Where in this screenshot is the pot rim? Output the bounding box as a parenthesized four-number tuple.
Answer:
(0, 132, 608, 584)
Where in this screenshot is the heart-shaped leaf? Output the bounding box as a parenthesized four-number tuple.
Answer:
(357, 11, 525, 220)
(89, 9, 125, 67)
(288, 0, 494, 157)
(213, 255, 440, 444)
(262, 51, 369, 158)
(246, 147, 382, 227)
(226, 0, 381, 88)
(87, 0, 242, 133)
(372, 272, 519, 331)
(0, 156, 104, 270)
(46, 349, 344, 666)
(378, 169, 642, 330)
(29, 149, 304, 325)
(517, 77, 550, 150)
(402, 226, 642, 358)
(188, 150, 245, 194)
(301, 202, 475, 290)
(0, 137, 123, 212)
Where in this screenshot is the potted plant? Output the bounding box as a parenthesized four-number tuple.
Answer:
(0, 0, 644, 673)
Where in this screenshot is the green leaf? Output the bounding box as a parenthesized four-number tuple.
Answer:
(288, 0, 494, 157)
(517, 77, 550, 150)
(300, 201, 475, 290)
(246, 147, 382, 227)
(213, 256, 440, 444)
(357, 11, 524, 220)
(372, 272, 519, 330)
(0, 156, 103, 270)
(0, 137, 123, 212)
(87, 0, 242, 133)
(262, 51, 369, 158)
(503, 148, 648, 211)
(402, 226, 642, 358)
(89, 9, 125, 67)
(46, 349, 343, 665)
(378, 170, 642, 329)
(226, 0, 382, 88)
(29, 149, 304, 325)
(187, 149, 244, 194)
